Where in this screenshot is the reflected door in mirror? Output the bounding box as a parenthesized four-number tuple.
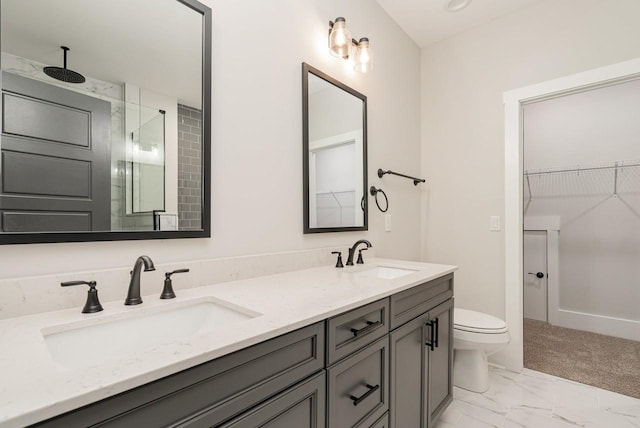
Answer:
(1, 72, 111, 232)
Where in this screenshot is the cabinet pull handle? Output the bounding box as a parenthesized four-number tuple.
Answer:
(349, 383, 380, 406)
(425, 320, 435, 351)
(350, 320, 381, 337)
(434, 318, 440, 348)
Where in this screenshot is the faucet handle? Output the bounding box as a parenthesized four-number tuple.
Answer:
(61, 280, 103, 314)
(331, 251, 344, 268)
(165, 269, 189, 278)
(161, 269, 190, 299)
(357, 248, 368, 264)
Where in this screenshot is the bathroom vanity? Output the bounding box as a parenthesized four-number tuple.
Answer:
(0, 260, 455, 428)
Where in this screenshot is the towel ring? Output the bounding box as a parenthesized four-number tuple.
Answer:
(369, 186, 389, 213)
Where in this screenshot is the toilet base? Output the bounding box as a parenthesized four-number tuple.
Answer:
(453, 349, 490, 393)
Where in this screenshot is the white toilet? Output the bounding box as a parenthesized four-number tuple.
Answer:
(453, 308, 510, 393)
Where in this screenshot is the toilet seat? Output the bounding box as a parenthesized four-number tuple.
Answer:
(454, 308, 508, 334)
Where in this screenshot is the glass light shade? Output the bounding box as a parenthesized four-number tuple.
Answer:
(329, 18, 352, 59)
(353, 38, 374, 73)
(446, 0, 472, 12)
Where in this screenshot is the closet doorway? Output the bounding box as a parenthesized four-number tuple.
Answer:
(521, 78, 640, 398)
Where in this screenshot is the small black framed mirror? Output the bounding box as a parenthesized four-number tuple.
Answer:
(0, 0, 211, 244)
(302, 63, 368, 233)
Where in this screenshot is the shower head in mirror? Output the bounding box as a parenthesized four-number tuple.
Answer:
(43, 46, 86, 84)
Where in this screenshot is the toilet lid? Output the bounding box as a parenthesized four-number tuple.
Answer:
(454, 308, 508, 333)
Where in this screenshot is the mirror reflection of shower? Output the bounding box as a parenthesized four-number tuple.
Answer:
(124, 84, 166, 216)
(129, 109, 166, 214)
(43, 46, 86, 84)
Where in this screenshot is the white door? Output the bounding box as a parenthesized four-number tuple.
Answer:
(523, 231, 548, 322)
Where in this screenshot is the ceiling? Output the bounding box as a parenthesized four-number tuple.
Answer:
(375, 0, 545, 48)
(1, 0, 203, 108)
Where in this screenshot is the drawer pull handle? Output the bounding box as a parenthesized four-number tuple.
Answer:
(350, 320, 382, 337)
(425, 320, 435, 351)
(434, 318, 440, 348)
(350, 383, 380, 406)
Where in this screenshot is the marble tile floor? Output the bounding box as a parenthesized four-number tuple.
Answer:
(434, 366, 640, 428)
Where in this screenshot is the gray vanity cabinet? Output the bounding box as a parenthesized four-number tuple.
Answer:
(388, 274, 454, 428)
(32, 274, 454, 428)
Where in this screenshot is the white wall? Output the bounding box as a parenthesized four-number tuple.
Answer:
(420, 0, 640, 319)
(524, 79, 640, 171)
(308, 82, 362, 141)
(524, 80, 640, 325)
(0, 0, 422, 280)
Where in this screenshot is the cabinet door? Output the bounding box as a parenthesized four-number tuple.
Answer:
(427, 298, 454, 426)
(389, 313, 429, 428)
(215, 372, 326, 428)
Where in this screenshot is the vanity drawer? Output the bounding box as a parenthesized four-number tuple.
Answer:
(327, 336, 389, 428)
(390, 273, 453, 329)
(327, 298, 389, 365)
(33, 322, 325, 428)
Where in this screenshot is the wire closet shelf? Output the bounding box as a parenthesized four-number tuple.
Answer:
(524, 160, 640, 201)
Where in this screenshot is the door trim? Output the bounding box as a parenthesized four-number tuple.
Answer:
(500, 56, 640, 371)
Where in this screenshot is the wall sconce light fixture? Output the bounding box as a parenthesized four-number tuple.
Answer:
(328, 17, 351, 59)
(328, 17, 374, 73)
(445, 0, 472, 12)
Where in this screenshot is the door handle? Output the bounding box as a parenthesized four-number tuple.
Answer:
(528, 272, 544, 279)
(433, 318, 439, 348)
(425, 320, 435, 351)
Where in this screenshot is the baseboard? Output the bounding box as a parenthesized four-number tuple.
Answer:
(554, 309, 640, 341)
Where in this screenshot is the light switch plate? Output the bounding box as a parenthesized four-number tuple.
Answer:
(490, 216, 501, 231)
(385, 214, 392, 232)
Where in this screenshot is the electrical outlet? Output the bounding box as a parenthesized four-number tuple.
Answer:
(385, 214, 392, 232)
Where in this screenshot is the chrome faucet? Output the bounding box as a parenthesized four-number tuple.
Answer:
(125, 255, 156, 305)
(346, 239, 372, 266)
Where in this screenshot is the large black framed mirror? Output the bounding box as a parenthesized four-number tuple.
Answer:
(0, 0, 211, 244)
(302, 63, 368, 233)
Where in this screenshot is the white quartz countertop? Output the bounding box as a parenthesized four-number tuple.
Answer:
(0, 258, 456, 427)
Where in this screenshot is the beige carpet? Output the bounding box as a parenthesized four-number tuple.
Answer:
(524, 318, 640, 399)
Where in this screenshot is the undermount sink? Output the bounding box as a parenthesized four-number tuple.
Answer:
(42, 297, 261, 370)
(355, 265, 418, 279)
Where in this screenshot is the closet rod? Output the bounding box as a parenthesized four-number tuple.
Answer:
(525, 162, 640, 176)
(377, 168, 425, 185)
